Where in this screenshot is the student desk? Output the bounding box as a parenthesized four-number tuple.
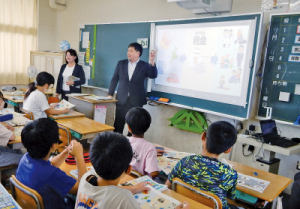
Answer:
(67, 95, 117, 126)
(60, 161, 211, 209)
(55, 117, 114, 140)
(3, 95, 24, 112)
(48, 109, 85, 120)
(228, 160, 291, 202)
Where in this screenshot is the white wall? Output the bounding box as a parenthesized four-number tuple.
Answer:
(38, 0, 300, 194)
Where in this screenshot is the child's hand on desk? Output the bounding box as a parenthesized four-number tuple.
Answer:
(62, 108, 70, 114)
(68, 140, 83, 158)
(156, 149, 166, 156)
(130, 182, 151, 194)
(1, 122, 15, 131)
(176, 201, 189, 209)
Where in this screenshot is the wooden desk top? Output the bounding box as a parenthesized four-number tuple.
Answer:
(60, 161, 211, 209)
(237, 135, 300, 156)
(48, 109, 85, 120)
(228, 160, 292, 202)
(3, 95, 24, 103)
(55, 117, 114, 135)
(68, 95, 117, 104)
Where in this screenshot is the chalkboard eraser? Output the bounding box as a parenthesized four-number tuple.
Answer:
(158, 98, 170, 103)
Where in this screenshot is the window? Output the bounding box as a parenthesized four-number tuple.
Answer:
(0, 0, 37, 84)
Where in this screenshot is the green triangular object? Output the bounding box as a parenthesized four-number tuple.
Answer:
(168, 109, 208, 134)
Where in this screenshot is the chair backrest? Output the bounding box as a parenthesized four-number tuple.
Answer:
(20, 108, 34, 120)
(9, 175, 44, 209)
(172, 178, 222, 209)
(58, 124, 72, 146)
(130, 170, 143, 178)
(48, 96, 59, 104)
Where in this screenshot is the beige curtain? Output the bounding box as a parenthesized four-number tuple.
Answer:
(0, 0, 37, 84)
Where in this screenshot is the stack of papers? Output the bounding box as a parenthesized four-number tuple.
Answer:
(0, 183, 22, 208)
(67, 75, 80, 82)
(0, 108, 14, 115)
(54, 99, 75, 110)
(163, 151, 195, 159)
(84, 95, 112, 101)
(157, 157, 178, 175)
(3, 91, 24, 96)
(119, 175, 167, 192)
(237, 173, 270, 193)
(134, 185, 182, 209)
(12, 96, 24, 101)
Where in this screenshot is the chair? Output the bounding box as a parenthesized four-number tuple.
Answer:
(48, 96, 59, 104)
(58, 124, 72, 146)
(9, 175, 44, 209)
(172, 178, 222, 209)
(20, 108, 34, 120)
(130, 170, 143, 178)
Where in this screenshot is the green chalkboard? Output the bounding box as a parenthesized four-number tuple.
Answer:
(258, 14, 300, 123)
(79, 23, 151, 88)
(79, 14, 262, 119)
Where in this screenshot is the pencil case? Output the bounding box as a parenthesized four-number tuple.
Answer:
(0, 114, 13, 122)
(65, 153, 90, 165)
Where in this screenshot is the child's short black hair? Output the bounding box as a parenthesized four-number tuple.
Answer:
(21, 118, 60, 159)
(206, 121, 237, 155)
(90, 132, 133, 180)
(125, 107, 151, 135)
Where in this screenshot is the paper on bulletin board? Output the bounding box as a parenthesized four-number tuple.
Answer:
(82, 32, 90, 48)
(83, 66, 90, 79)
(94, 105, 107, 124)
(261, 0, 289, 12)
(78, 52, 85, 65)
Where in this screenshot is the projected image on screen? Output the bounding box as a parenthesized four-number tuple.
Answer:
(152, 19, 256, 107)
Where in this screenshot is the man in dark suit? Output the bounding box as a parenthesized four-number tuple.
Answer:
(108, 42, 157, 134)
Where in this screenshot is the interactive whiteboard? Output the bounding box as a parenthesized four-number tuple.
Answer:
(152, 19, 257, 107)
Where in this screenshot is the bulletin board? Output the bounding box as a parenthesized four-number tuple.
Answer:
(258, 13, 300, 123)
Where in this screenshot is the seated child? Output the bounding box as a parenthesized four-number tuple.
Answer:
(75, 132, 189, 209)
(0, 122, 23, 178)
(125, 107, 160, 178)
(16, 118, 87, 209)
(0, 91, 8, 110)
(165, 121, 238, 209)
(287, 172, 300, 209)
(23, 72, 69, 120)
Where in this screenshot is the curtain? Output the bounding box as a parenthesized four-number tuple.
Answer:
(0, 0, 37, 84)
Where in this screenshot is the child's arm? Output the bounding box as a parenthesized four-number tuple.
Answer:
(50, 147, 70, 168)
(175, 201, 190, 209)
(68, 140, 87, 194)
(119, 182, 151, 194)
(150, 171, 160, 178)
(165, 179, 172, 189)
(0, 99, 5, 110)
(45, 108, 69, 115)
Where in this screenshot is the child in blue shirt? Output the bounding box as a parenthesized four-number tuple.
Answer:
(16, 118, 87, 209)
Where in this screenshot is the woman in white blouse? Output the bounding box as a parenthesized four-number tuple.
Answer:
(55, 49, 85, 101)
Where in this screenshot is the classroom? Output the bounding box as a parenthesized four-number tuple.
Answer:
(1, 0, 300, 208)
